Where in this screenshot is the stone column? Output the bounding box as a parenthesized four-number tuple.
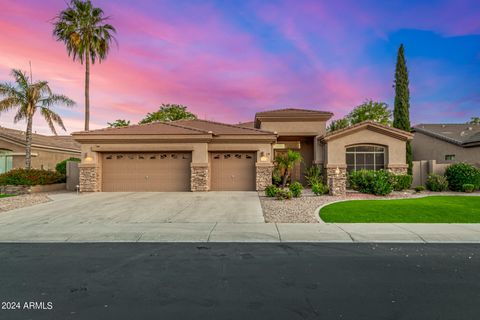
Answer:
(79, 164, 101, 192)
(325, 165, 347, 196)
(256, 163, 274, 191)
(191, 163, 209, 192)
(388, 164, 408, 175)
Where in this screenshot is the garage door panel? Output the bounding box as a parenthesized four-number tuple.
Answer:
(210, 152, 256, 191)
(102, 152, 191, 192)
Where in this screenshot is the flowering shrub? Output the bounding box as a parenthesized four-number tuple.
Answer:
(0, 168, 65, 186)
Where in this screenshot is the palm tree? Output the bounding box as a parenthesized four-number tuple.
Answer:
(275, 150, 303, 188)
(53, 0, 116, 131)
(0, 69, 75, 169)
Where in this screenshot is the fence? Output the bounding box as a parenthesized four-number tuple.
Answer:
(66, 161, 80, 191)
(412, 160, 450, 187)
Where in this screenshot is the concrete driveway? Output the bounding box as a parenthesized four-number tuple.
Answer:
(0, 191, 264, 226)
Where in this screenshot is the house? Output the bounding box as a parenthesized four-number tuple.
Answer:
(72, 108, 413, 195)
(412, 123, 480, 166)
(0, 126, 81, 172)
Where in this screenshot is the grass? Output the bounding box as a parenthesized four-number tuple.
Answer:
(0, 194, 14, 198)
(320, 196, 480, 223)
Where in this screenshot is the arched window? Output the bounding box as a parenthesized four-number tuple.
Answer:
(0, 150, 13, 174)
(346, 145, 385, 172)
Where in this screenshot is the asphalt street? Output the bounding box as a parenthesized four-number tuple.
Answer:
(0, 243, 479, 320)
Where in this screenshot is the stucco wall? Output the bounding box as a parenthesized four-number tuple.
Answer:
(325, 128, 407, 166)
(412, 131, 480, 166)
(0, 139, 80, 170)
(259, 121, 326, 136)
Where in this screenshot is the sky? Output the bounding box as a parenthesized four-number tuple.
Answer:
(0, 0, 479, 134)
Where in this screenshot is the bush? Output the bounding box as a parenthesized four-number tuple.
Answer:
(272, 168, 282, 187)
(312, 182, 329, 195)
(391, 174, 413, 191)
(55, 157, 81, 175)
(289, 182, 303, 198)
(304, 166, 322, 186)
(425, 174, 449, 192)
(275, 188, 293, 200)
(0, 168, 65, 186)
(444, 163, 480, 191)
(265, 185, 278, 197)
(463, 184, 475, 193)
(414, 186, 425, 193)
(348, 170, 393, 196)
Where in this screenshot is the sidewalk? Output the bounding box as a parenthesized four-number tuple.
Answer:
(1, 222, 480, 243)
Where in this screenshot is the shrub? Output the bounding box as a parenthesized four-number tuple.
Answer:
(444, 163, 480, 191)
(289, 181, 303, 198)
(272, 168, 282, 187)
(425, 174, 449, 192)
(265, 185, 278, 197)
(391, 174, 413, 191)
(304, 166, 322, 186)
(275, 188, 292, 200)
(55, 157, 81, 175)
(463, 184, 475, 193)
(312, 182, 329, 195)
(0, 168, 65, 186)
(348, 169, 393, 196)
(414, 186, 425, 193)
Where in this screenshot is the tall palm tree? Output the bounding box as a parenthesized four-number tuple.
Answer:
(53, 0, 116, 131)
(0, 69, 75, 169)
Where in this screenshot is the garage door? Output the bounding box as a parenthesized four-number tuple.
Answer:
(210, 152, 256, 191)
(102, 152, 191, 192)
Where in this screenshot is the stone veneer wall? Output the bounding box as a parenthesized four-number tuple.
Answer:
(388, 165, 408, 175)
(79, 166, 101, 192)
(191, 164, 208, 191)
(325, 166, 347, 196)
(256, 164, 274, 191)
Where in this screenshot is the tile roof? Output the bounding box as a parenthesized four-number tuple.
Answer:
(322, 121, 413, 141)
(255, 108, 333, 117)
(172, 119, 274, 135)
(73, 119, 275, 136)
(0, 127, 80, 151)
(413, 123, 480, 146)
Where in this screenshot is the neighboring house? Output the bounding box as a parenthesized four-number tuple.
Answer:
(72, 108, 413, 195)
(412, 124, 480, 166)
(0, 126, 81, 173)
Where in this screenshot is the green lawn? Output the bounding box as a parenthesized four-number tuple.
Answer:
(0, 194, 14, 198)
(320, 196, 480, 223)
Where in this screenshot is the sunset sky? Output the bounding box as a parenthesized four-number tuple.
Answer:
(1, 0, 479, 134)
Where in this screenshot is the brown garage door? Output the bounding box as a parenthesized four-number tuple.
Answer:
(210, 152, 256, 191)
(102, 152, 191, 192)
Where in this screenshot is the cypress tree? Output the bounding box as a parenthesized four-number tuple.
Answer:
(393, 44, 413, 174)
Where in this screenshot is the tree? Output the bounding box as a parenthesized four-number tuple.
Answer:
(327, 118, 349, 132)
(53, 0, 116, 131)
(327, 100, 392, 132)
(347, 100, 392, 126)
(0, 69, 75, 169)
(274, 150, 303, 188)
(139, 104, 197, 124)
(392, 44, 413, 174)
(468, 117, 480, 125)
(108, 119, 130, 127)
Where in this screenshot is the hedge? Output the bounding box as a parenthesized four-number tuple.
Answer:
(0, 169, 65, 186)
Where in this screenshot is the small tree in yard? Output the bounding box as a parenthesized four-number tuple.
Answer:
(274, 150, 302, 188)
(0, 69, 75, 169)
(327, 100, 392, 132)
(393, 44, 413, 174)
(139, 104, 197, 124)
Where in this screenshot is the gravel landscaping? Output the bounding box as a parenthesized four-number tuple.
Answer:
(0, 193, 52, 212)
(260, 189, 480, 223)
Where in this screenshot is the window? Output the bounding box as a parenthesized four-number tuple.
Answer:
(0, 151, 12, 174)
(445, 154, 455, 161)
(346, 145, 385, 172)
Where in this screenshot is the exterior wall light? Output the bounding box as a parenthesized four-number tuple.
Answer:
(335, 166, 340, 175)
(260, 151, 269, 162)
(84, 153, 93, 162)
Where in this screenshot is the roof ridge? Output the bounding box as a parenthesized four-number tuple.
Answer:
(72, 120, 209, 135)
(174, 119, 275, 134)
(159, 121, 211, 134)
(325, 120, 412, 137)
(255, 107, 333, 115)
